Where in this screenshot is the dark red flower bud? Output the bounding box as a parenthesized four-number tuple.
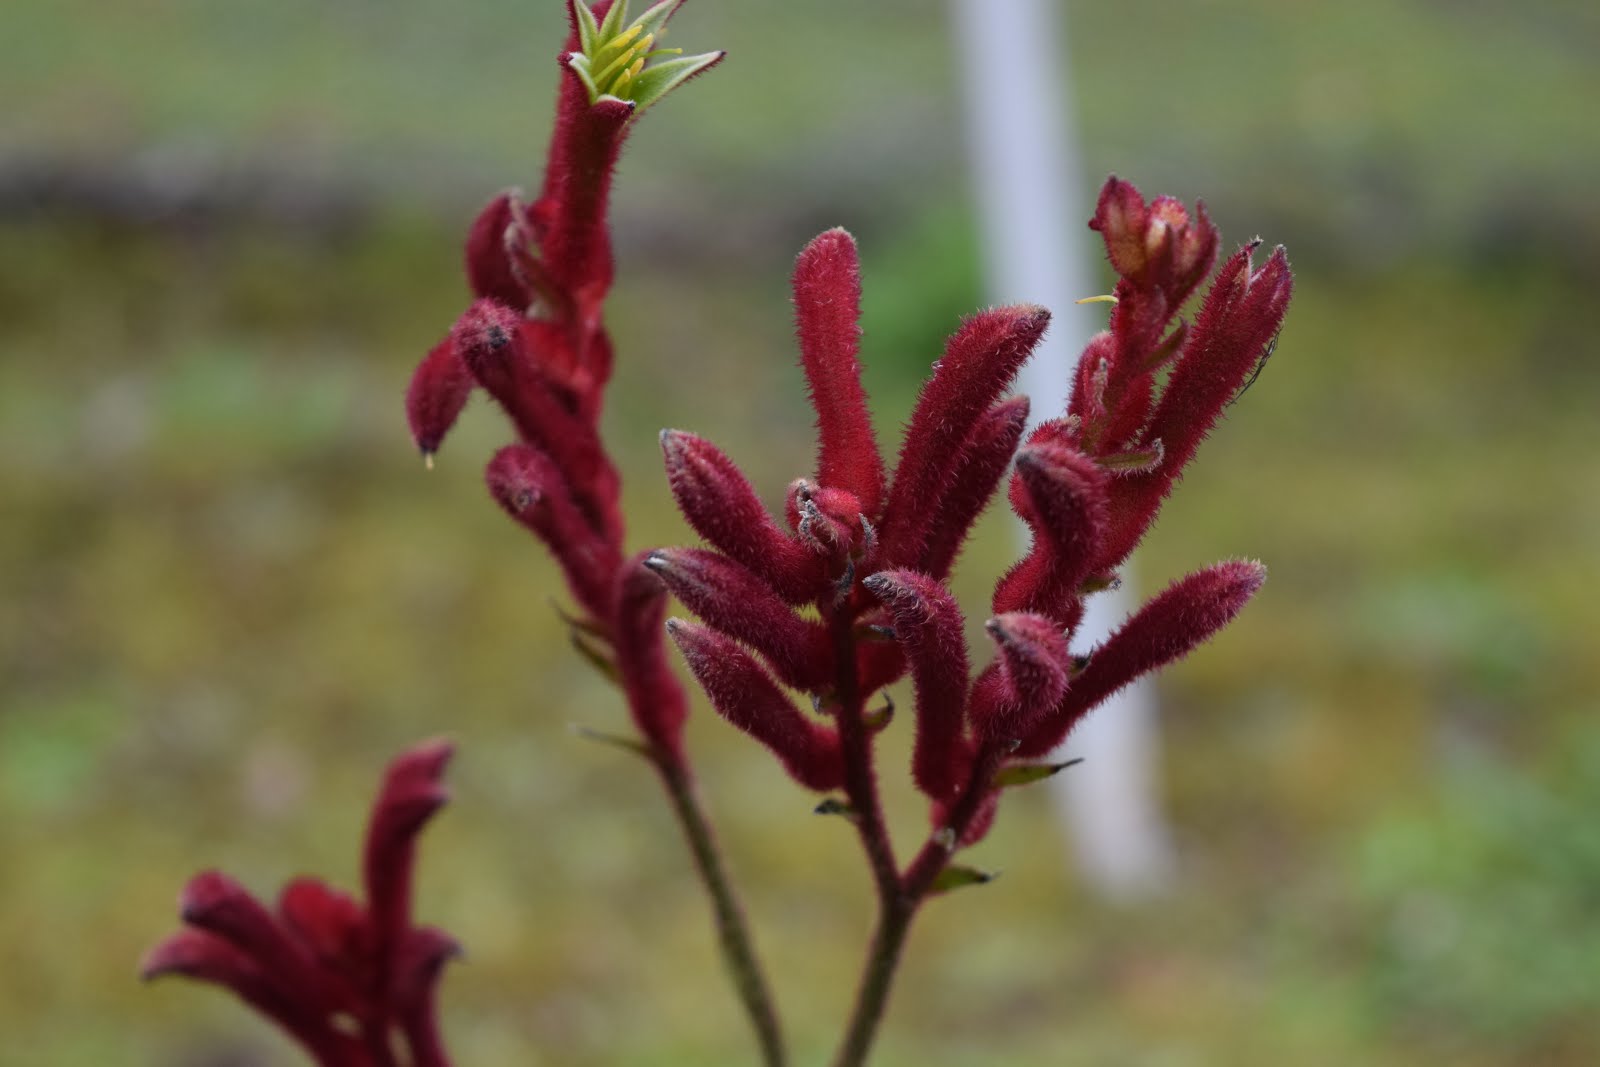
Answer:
(486, 443, 619, 618)
(918, 396, 1030, 580)
(794, 484, 871, 562)
(862, 570, 971, 801)
(992, 442, 1108, 626)
(667, 618, 844, 791)
(363, 738, 453, 988)
(793, 228, 885, 513)
(611, 554, 690, 761)
(1089, 176, 1218, 308)
(660, 429, 825, 602)
(968, 613, 1073, 745)
(644, 547, 833, 692)
(405, 336, 474, 462)
(879, 305, 1051, 566)
(1018, 560, 1266, 757)
(276, 877, 368, 976)
(465, 189, 532, 309)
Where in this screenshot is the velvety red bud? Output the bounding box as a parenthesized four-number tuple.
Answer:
(969, 613, 1073, 744)
(611, 554, 689, 761)
(363, 738, 453, 983)
(1095, 247, 1291, 571)
(454, 299, 621, 539)
(465, 190, 531, 309)
(140, 929, 350, 1063)
(405, 336, 473, 461)
(796, 485, 870, 561)
(880, 305, 1051, 566)
(486, 443, 619, 618)
(993, 443, 1108, 625)
(178, 871, 339, 1010)
(1018, 560, 1266, 757)
(862, 570, 971, 801)
(667, 618, 844, 791)
(918, 396, 1030, 580)
(276, 877, 368, 976)
(793, 228, 885, 513)
(644, 547, 833, 692)
(1089, 176, 1151, 281)
(660, 430, 825, 602)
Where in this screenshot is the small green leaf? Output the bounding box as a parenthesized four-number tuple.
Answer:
(814, 796, 858, 819)
(993, 758, 1084, 789)
(1098, 439, 1164, 475)
(863, 693, 895, 731)
(570, 630, 620, 686)
(570, 724, 652, 759)
(930, 864, 998, 894)
(625, 50, 724, 114)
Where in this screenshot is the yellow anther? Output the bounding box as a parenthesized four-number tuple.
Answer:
(1074, 294, 1119, 305)
(626, 56, 645, 80)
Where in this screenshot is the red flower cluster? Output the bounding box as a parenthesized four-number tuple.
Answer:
(651, 181, 1289, 856)
(142, 741, 458, 1067)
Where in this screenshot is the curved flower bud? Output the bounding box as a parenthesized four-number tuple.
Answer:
(668, 618, 844, 791)
(660, 430, 825, 602)
(992, 442, 1108, 626)
(1018, 560, 1266, 757)
(486, 443, 619, 618)
(968, 613, 1073, 745)
(793, 228, 884, 513)
(862, 570, 971, 801)
(879, 305, 1050, 567)
(363, 738, 454, 992)
(644, 547, 833, 691)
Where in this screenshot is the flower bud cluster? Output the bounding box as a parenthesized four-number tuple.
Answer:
(142, 742, 459, 1067)
(653, 181, 1289, 862)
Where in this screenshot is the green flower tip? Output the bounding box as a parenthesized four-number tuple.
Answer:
(568, 0, 723, 115)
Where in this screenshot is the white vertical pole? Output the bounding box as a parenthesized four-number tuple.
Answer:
(950, 0, 1174, 898)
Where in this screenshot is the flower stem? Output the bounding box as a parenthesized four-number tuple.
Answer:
(658, 756, 788, 1067)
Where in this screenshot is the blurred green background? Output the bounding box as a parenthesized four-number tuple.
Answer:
(3, 1, 1598, 1064)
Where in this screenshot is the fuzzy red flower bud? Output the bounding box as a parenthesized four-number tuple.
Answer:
(363, 739, 454, 987)
(968, 612, 1073, 745)
(660, 429, 825, 602)
(465, 189, 532, 309)
(793, 228, 885, 513)
(644, 547, 833, 692)
(405, 335, 474, 462)
(992, 442, 1109, 626)
(1089, 176, 1218, 309)
(862, 570, 972, 801)
(486, 443, 619, 618)
(879, 305, 1050, 567)
(917, 396, 1030, 580)
(667, 618, 844, 791)
(1018, 560, 1267, 757)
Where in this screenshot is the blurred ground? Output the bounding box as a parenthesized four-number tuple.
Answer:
(2, 1, 1598, 1065)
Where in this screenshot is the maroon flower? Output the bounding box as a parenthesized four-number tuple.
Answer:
(142, 741, 459, 1067)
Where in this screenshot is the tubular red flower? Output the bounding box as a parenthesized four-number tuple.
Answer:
(667, 618, 844, 791)
(917, 395, 1030, 580)
(644, 547, 833, 692)
(879, 305, 1050, 567)
(792, 228, 884, 513)
(1018, 560, 1267, 757)
(660, 429, 825, 602)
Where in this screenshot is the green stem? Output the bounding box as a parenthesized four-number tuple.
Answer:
(658, 757, 788, 1067)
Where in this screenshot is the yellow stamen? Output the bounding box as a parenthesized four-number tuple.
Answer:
(1074, 294, 1119, 305)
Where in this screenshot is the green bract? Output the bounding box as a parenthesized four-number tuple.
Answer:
(568, 0, 722, 115)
